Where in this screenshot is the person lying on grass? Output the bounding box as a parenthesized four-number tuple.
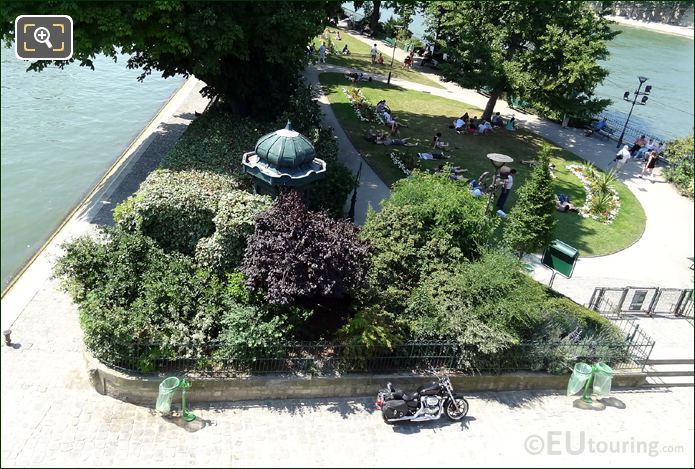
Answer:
(375, 133, 417, 146)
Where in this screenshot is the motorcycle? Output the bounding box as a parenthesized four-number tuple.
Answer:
(375, 372, 469, 424)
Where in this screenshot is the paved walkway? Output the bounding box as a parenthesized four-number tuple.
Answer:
(329, 30, 695, 297)
(2, 283, 692, 467)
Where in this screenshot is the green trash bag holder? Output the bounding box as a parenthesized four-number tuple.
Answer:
(567, 362, 613, 403)
(155, 377, 196, 421)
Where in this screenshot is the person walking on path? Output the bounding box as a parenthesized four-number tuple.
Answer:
(639, 150, 658, 180)
(371, 43, 378, 64)
(496, 169, 517, 212)
(613, 144, 631, 174)
(319, 41, 327, 64)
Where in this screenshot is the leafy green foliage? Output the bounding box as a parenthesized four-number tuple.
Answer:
(362, 171, 498, 309)
(115, 169, 270, 271)
(194, 191, 273, 271)
(54, 228, 229, 362)
(503, 145, 557, 256)
(425, 1, 618, 120)
(0, 1, 342, 117)
(242, 191, 370, 305)
(114, 169, 243, 255)
(662, 135, 694, 198)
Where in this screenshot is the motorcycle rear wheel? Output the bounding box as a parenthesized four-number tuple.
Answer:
(445, 398, 469, 421)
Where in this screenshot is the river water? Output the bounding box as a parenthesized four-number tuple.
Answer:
(1, 47, 184, 289)
(350, 5, 694, 141)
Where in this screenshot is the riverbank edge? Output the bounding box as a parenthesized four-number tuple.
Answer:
(0, 76, 207, 330)
(607, 15, 694, 38)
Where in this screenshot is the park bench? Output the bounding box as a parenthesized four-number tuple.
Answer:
(382, 37, 396, 47)
(596, 127, 615, 141)
(477, 86, 493, 96)
(507, 95, 531, 113)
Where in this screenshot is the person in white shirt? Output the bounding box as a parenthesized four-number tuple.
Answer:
(453, 117, 465, 131)
(371, 44, 378, 63)
(636, 139, 656, 160)
(318, 42, 327, 63)
(496, 169, 517, 211)
(478, 121, 493, 135)
(613, 144, 631, 173)
(383, 110, 400, 134)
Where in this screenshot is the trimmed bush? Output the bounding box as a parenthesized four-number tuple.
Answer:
(194, 191, 272, 271)
(114, 169, 242, 255)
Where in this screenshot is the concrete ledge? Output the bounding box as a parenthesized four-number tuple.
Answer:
(84, 351, 647, 406)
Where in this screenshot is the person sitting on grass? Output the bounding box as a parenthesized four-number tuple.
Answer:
(505, 116, 517, 131)
(432, 132, 450, 149)
(467, 117, 478, 134)
(491, 112, 504, 128)
(453, 117, 466, 132)
(383, 110, 401, 134)
(342, 44, 350, 55)
(478, 120, 493, 135)
(377, 53, 385, 65)
(376, 99, 388, 115)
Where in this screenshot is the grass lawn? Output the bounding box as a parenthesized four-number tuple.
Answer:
(312, 29, 444, 89)
(319, 72, 646, 257)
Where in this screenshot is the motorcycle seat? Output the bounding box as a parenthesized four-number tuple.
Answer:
(401, 391, 419, 402)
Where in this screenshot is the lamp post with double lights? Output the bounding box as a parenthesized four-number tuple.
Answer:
(616, 76, 651, 149)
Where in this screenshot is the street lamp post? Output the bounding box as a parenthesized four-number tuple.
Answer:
(387, 26, 403, 85)
(616, 76, 650, 148)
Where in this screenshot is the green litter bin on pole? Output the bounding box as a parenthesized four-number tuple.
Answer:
(566, 362, 593, 397)
(155, 377, 196, 421)
(592, 362, 613, 396)
(156, 377, 180, 414)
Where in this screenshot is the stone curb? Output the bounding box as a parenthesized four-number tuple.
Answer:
(84, 350, 647, 406)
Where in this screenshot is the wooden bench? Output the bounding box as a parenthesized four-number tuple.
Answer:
(508, 96, 531, 113)
(382, 37, 395, 47)
(477, 86, 493, 96)
(596, 127, 615, 141)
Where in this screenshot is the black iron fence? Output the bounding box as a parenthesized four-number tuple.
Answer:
(92, 319, 653, 376)
(589, 286, 693, 319)
(597, 114, 668, 148)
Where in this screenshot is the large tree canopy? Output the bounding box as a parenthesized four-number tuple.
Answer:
(424, 1, 619, 121)
(0, 1, 341, 117)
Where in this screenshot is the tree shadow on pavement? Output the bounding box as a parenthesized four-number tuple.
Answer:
(205, 397, 377, 419)
(474, 390, 555, 409)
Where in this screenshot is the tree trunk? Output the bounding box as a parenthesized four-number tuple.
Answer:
(482, 92, 501, 122)
(370, 0, 381, 32)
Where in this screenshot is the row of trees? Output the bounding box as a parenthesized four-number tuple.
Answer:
(351, 1, 619, 122)
(2, 1, 619, 122)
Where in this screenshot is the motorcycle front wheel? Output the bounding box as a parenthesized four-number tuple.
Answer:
(444, 398, 469, 421)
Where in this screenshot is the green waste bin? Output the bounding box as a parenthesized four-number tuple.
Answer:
(567, 362, 592, 396)
(592, 362, 613, 396)
(155, 377, 180, 414)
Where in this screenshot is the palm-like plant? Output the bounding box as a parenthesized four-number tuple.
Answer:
(593, 168, 618, 196)
(589, 192, 615, 215)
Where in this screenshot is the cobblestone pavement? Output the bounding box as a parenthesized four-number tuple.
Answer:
(1, 279, 693, 467)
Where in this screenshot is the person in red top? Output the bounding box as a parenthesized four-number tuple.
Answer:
(629, 134, 647, 156)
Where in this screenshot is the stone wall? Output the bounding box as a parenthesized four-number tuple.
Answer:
(85, 352, 647, 406)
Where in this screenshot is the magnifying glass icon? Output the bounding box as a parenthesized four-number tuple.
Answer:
(33, 27, 53, 49)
